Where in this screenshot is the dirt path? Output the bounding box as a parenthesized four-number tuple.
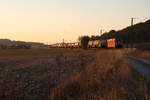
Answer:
(125, 56, 150, 81)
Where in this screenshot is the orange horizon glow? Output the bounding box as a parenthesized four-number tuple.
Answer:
(0, 0, 150, 44)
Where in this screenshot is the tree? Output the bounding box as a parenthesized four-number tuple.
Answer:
(79, 36, 90, 49)
(0, 45, 7, 49)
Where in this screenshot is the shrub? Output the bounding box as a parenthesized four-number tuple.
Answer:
(0, 45, 8, 49)
(79, 36, 90, 49)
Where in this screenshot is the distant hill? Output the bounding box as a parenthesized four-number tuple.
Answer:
(0, 39, 45, 48)
(91, 20, 150, 44)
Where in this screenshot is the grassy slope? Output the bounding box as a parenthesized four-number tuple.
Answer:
(124, 48, 150, 60)
(50, 50, 150, 100)
(133, 43, 150, 60)
(133, 50, 150, 60)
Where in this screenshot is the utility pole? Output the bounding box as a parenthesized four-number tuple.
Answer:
(62, 38, 64, 44)
(131, 17, 134, 26)
(130, 17, 136, 53)
(100, 29, 104, 40)
(129, 17, 148, 52)
(100, 29, 103, 36)
(62, 38, 64, 47)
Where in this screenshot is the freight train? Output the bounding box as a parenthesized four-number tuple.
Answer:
(51, 42, 81, 48)
(52, 38, 123, 48)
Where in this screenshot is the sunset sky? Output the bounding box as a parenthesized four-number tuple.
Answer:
(0, 0, 150, 44)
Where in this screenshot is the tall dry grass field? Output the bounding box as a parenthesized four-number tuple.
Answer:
(50, 50, 150, 100)
(123, 48, 150, 60)
(133, 50, 150, 60)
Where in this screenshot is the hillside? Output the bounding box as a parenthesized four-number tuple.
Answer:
(0, 39, 45, 48)
(91, 20, 150, 44)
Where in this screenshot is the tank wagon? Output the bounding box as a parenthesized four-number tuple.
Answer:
(88, 40, 101, 48)
(52, 42, 81, 48)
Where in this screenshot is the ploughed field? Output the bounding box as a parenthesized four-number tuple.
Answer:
(0, 49, 96, 100)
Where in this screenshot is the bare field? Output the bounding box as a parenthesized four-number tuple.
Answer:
(0, 49, 97, 100)
(0, 49, 149, 100)
(0, 48, 87, 56)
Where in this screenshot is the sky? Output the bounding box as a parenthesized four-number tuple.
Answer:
(0, 0, 150, 44)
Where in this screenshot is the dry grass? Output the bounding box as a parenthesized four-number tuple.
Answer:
(50, 50, 150, 100)
(132, 50, 150, 60)
(123, 43, 150, 60)
(0, 49, 96, 100)
(123, 48, 150, 60)
(0, 48, 87, 56)
(0, 49, 149, 100)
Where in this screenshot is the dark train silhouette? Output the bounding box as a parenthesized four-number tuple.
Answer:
(52, 38, 123, 48)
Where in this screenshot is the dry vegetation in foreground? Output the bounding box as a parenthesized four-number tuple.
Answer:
(0, 49, 96, 100)
(50, 50, 150, 100)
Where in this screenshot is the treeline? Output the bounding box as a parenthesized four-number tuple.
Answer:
(90, 20, 150, 44)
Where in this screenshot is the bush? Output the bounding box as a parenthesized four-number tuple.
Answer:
(10, 44, 31, 49)
(0, 45, 8, 49)
(79, 36, 90, 49)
